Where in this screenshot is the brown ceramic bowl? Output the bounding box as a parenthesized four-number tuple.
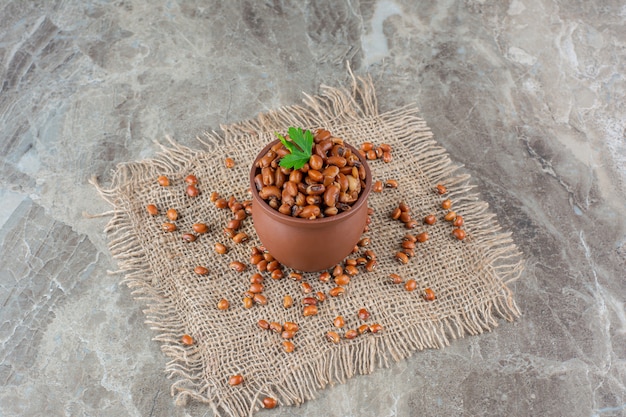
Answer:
(250, 139, 372, 272)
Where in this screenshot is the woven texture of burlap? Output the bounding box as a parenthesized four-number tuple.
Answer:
(93, 75, 523, 416)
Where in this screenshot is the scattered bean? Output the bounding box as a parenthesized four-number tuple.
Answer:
(373, 180, 383, 193)
(253, 293, 267, 305)
(161, 222, 177, 232)
(357, 324, 370, 335)
(283, 295, 293, 309)
(357, 308, 370, 321)
(157, 175, 170, 186)
(243, 297, 253, 309)
(424, 214, 437, 225)
(217, 299, 229, 310)
(181, 334, 194, 345)
(232, 232, 248, 244)
(404, 279, 417, 292)
(262, 397, 278, 409)
(186, 184, 199, 197)
(303, 305, 319, 317)
(224, 157, 235, 168)
(344, 329, 358, 339)
(325, 331, 340, 344)
(423, 288, 437, 301)
(335, 274, 350, 286)
(257, 319, 270, 330)
(284, 322, 299, 332)
(395, 252, 409, 264)
(389, 273, 403, 284)
(194, 266, 209, 276)
(444, 211, 457, 222)
(146, 204, 158, 216)
(436, 184, 447, 194)
(214, 242, 228, 255)
(452, 228, 466, 240)
(385, 179, 398, 189)
(369, 323, 383, 333)
(453, 215, 464, 227)
(229, 261, 246, 272)
(185, 174, 198, 185)
(283, 340, 295, 353)
(181, 233, 196, 243)
(416, 232, 429, 243)
(269, 322, 283, 333)
(441, 199, 452, 210)
(228, 375, 243, 386)
(329, 287, 346, 297)
(333, 316, 346, 328)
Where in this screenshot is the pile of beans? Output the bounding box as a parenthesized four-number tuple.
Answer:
(253, 129, 368, 219)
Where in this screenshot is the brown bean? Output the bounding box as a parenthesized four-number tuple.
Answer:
(403, 248, 415, 258)
(424, 214, 437, 225)
(233, 232, 248, 244)
(299, 204, 321, 219)
(284, 322, 299, 332)
(305, 184, 325, 196)
(356, 257, 367, 266)
(436, 184, 447, 194)
(157, 175, 170, 186)
(269, 322, 282, 333)
(215, 198, 228, 209)
(423, 288, 437, 301)
(358, 308, 370, 321)
(301, 282, 313, 294)
(373, 180, 383, 193)
(283, 295, 293, 309)
(441, 199, 452, 210)
(194, 266, 209, 276)
(453, 215, 464, 227)
(186, 184, 199, 197)
(399, 241, 414, 251)
(329, 287, 346, 297)
(243, 297, 253, 309)
(399, 212, 412, 223)
(364, 250, 376, 261)
(369, 323, 383, 333)
(185, 174, 198, 185)
(217, 299, 229, 310)
(281, 330, 295, 339)
(282, 340, 295, 353)
(452, 228, 466, 240)
(303, 305, 318, 317)
(288, 170, 302, 183)
(365, 259, 377, 272)
(403, 234, 417, 243)
(391, 207, 402, 220)
(259, 185, 281, 200)
(182, 233, 197, 243)
(193, 223, 209, 234)
(249, 283, 263, 293)
(444, 211, 457, 222)
(257, 319, 270, 330)
(146, 204, 158, 216)
(316, 291, 327, 303)
(302, 297, 318, 306)
(395, 252, 409, 264)
(333, 316, 345, 328)
(261, 167, 274, 186)
(405, 220, 418, 229)
(385, 179, 398, 188)
(382, 151, 392, 163)
(416, 232, 429, 243)
(319, 271, 331, 283)
(224, 157, 235, 168)
(389, 273, 403, 284)
(327, 155, 347, 167)
(334, 274, 350, 286)
(253, 293, 267, 305)
(161, 222, 177, 232)
(345, 265, 359, 276)
(404, 279, 417, 292)
(250, 273, 264, 284)
(325, 331, 340, 344)
(366, 149, 377, 160)
(229, 261, 246, 272)
(322, 184, 339, 207)
(357, 324, 370, 335)
(262, 397, 278, 409)
(228, 375, 243, 386)
(344, 329, 358, 339)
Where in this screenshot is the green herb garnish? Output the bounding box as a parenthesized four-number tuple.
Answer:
(275, 127, 314, 170)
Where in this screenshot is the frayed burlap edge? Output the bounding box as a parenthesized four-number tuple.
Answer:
(90, 72, 523, 417)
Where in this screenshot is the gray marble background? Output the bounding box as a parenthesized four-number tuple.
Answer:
(1, 1, 625, 416)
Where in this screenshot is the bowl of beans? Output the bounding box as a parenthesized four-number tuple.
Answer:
(250, 128, 372, 272)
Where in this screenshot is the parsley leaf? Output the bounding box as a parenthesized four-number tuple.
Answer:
(275, 127, 314, 170)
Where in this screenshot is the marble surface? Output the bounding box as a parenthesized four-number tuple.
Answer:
(1, 1, 625, 416)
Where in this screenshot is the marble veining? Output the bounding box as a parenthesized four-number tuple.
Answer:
(1, 1, 625, 416)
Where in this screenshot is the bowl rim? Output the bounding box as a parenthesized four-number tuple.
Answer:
(249, 138, 372, 227)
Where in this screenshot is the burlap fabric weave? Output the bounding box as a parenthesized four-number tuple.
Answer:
(93, 75, 523, 416)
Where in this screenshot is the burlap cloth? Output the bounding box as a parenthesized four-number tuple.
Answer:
(93, 75, 523, 416)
